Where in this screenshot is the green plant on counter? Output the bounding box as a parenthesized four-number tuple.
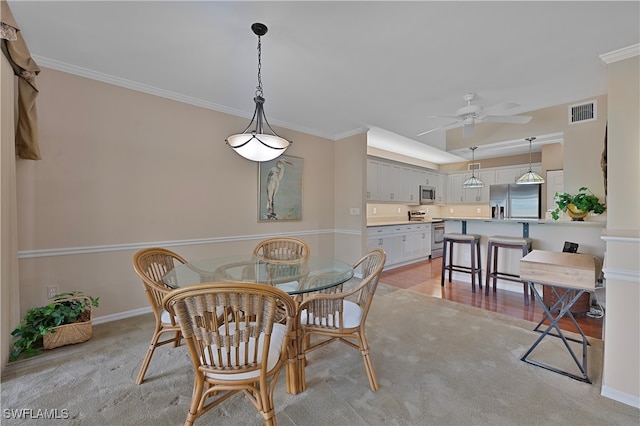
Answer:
(10, 291, 99, 361)
(551, 187, 606, 220)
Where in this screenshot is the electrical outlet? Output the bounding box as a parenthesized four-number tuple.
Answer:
(350, 207, 360, 215)
(449, 208, 454, 213)
(476, 208, 482, 214)
(373, 207, 377, 215)
(397, 207, 401, 214)
(47, 285, 58, 299)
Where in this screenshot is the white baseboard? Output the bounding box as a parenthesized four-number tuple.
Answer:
(92, 306, 151, 325)
(601, 385, 640, 409)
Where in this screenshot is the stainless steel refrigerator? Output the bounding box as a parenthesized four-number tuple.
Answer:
(489, 184, 541, 219)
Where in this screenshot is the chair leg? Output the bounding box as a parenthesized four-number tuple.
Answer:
(440, 241, 448, 286)
(485, 242, 493, 295)
(470, 241, 476, 293)
(136, 329, 162, 385)
(359, 330, 379, 391)
(476, 240, 482, 289)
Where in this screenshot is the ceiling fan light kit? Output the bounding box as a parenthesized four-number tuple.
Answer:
(516, 137, 545, 184)
(418, 92, 533, 138)
(226, 23, 291, 162)
(462, 147, 485, 188)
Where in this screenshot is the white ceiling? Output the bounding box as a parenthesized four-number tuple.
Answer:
(7, 1, 640, 163)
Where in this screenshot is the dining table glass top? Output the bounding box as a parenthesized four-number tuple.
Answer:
(162, 255, 354, 295)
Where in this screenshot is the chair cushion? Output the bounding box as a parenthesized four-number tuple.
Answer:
(202, 322, 287, 381)
(160, 310, 174, 325)
(300, 300, 362, 329)
(275, 280, 299, 293)
(444, 233, 481, 241)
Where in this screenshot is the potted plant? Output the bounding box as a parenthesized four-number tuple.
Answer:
(551, 187, 606, 221)
(10, 291, 99, 361)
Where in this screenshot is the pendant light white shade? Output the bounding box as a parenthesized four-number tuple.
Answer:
(462, 147, 484, 188)
(516, 137, 545, 184)
(462, 175, 485, 188)
(227, 23, 291, 162)
(226, 132, 290, 162)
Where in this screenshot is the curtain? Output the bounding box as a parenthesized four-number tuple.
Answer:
(1, 0, 41, 160)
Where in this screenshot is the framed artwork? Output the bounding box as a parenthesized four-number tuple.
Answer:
(258, 155, 303, 221)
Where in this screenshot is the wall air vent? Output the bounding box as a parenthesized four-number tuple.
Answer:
(569, 100, 597, 124)
(468, 162, 480, 171)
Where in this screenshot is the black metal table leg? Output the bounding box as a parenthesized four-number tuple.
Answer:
(521, 281, 591, 383)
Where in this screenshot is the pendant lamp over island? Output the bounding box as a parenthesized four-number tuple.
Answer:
(516, 137, 545, 184)
(226, 23, 291, 162)
(462, 147, 484, 188)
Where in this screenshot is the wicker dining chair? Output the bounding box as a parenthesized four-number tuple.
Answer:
(253, 237, 310, 261)
(132, 247, 188, 385)
(297, 249, 386, 391)
(163, 282, 297, 426)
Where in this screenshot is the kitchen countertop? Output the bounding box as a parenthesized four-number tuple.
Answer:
(434, 217, 606, 227)
(366, 219, 443, 227)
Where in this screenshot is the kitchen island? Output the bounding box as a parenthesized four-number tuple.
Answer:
(435, 217, 606, 294)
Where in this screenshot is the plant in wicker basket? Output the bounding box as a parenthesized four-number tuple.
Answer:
(10, 291, 99, 361)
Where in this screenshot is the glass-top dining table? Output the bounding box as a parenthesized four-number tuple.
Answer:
(162, 254, 355, 394)
(162, 255, 354, 295)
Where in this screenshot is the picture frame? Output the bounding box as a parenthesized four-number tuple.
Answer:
(258, 155, 303, 221)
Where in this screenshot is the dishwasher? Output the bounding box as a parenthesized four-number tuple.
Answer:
(431, 221, 445, 258)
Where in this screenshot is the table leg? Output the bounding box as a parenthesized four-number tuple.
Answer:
(521, 282, 591, 383)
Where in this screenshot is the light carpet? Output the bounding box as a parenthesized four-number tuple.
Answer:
(2, 284, 638, 425)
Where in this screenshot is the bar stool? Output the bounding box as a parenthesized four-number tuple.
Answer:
(485, 235, 533, 305)
(441, 233, 482, 292)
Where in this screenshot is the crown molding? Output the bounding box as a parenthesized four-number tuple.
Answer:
(599, 44, 640, 64)
(32, 54, 340, 141)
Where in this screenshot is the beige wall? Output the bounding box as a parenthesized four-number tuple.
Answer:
(14, 68, 359, 321)
(601, 52, 640, 408)
(334, 132, 368, 263)
(1, 51, 20, 369)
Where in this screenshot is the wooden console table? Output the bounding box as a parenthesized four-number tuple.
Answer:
(519, 250, 597, 383)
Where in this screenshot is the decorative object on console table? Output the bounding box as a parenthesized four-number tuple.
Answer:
(542, 242, 590, 314)
(258, 155, 303, 221)
(550, 186, 606, 221)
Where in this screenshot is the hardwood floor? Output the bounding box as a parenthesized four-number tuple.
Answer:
(381, 257, 604, 339)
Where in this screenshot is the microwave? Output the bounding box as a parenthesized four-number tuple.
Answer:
(419, 185, 436, 204)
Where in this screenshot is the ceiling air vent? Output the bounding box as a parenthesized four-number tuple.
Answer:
(468, 162, 481, 171)
(568, 100, 597, 124)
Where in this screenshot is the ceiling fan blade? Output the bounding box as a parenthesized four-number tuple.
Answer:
(463, 122, 475, 138)
(483, 115, 533, 124)
(416, 120, 461, 137)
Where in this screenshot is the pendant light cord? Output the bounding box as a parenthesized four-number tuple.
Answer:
(256, 36, 263, 98)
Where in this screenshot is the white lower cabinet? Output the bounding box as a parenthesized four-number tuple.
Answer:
(367, 224, 432, 269)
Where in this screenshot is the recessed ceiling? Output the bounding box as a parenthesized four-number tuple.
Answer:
(7, 1, 639, 163)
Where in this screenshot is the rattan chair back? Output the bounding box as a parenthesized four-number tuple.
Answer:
(132, 247, 188, 384)
(163, 282, 296, 426)
(253, 237, 310, 261)
(297, 249, 386, 391)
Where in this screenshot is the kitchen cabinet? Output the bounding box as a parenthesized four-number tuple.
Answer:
(366, 159, 380, 201)
(367, 224, 432, 268)
(366, 157, 441, 204)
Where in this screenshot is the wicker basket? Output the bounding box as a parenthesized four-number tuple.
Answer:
(43, 295, 94, 350)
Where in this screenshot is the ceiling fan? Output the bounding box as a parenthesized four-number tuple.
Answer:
(417, 93, 533, 138)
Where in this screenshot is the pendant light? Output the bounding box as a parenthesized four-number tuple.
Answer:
(516, 137, 545, 184)
(462, 147, 484, 188)
(226, 23, 291, 162)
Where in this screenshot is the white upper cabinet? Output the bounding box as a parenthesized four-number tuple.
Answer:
(366, 157, 441, 204)
(366, 159, 380, 201)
